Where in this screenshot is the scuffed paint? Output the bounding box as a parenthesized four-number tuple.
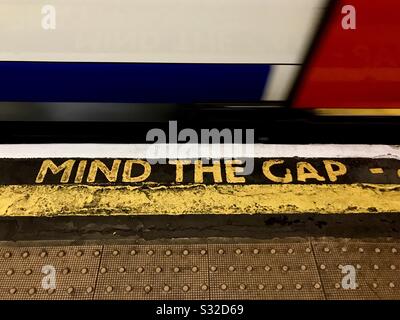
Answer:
(0, 183, 399, 216)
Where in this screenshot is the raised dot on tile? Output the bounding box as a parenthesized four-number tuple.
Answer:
(192, 266, 199, 273)
(58, 250, 66, 257)
(86, 286, 93, 293)
(9, 288, 16, 294)
(201, 284, 208, 291)
(391, 265, 397, 270)
(28, 288, 36, 295)
(155, 267, 162, 273)
(258, 284, 265, 290)
(358, 248, 364, 253)
(144, 285, 152, 293)
(375, 248, 381, 253)
(228, 266, 235, 272)
(389, 282, 395, 288)
(93, 250, 101, 257)
(246, 266, 253, 272)
(276, 284, 283, 290)
(320, 264, 326, 270)
(22, 251, 29, 259)
(253, 249, 259, 254)
(324, 247, 330, 253)
(105, 286, 113, 293)
(25, 269, 32, 275)
(147, 250, 154, 256)
(200, 249, 207, 255)
(137, 267, 144, 273)
(282, 266, 289, 272)
(6, 269, 14, 276)
(220, 284, 227, 291)
(210, 266, 217, 272)
(76, 250, 83, 257)
(301, 265, 307, 271)
(182, 250, 189, 256)
(173, 267, 180, 273)
(62, 268, 70, 275)
(4, 252, 11, 258)
(314, 283, 321, 289)
(182, 285, 190, 292)
(392, 248, 398, 254)
(100, 267, 107, 274)
(118, 267, 126, 273)
(130, 250, 137, 256)
(335, 283, 341, 289)
(239, 284, 246, 290)
(163, 285, 170, 292)
(270, 249, 276, 254)
(67, 287, 75, 294)
(218, 249, 224, 255)
(305, 248, 311, 253)
(47, 288, 55, 295)
(165, 250, 172, 256)
(81, 268, 88, 274)
(374, 264, 379, 270)
(125, 286, 132, 292)
(265, 265, 271, 271)
(295, 284, 302, 290)
(341, 247, 347, 253)
(112, 250, 119, 256)
(235, 249, 242, 255)
(40, 251, 47, 258)
(356, 264, 361, 270)
(372, 283, 378, 288)
(287, 248, 294, 254)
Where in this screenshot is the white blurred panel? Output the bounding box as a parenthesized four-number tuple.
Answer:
(0, 0, 327, 64)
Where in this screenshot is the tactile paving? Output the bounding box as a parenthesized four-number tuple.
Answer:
(94, 245, 209, 300)
(312, 241, 400, 300)
(0, 239, 399, 300)
(0, 245, 102, 300)
(208, 242, 324, 300)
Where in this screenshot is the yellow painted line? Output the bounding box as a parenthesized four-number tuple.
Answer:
(0, 184, 399, 216)
(314, 109, 400, 116)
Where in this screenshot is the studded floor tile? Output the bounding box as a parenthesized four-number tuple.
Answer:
(94, 245, 209, 300)
(0, 239, 399, 300)
(208, 242, 324, 300)
(0, 245, 102, 300)
(312, 241, 400, 300)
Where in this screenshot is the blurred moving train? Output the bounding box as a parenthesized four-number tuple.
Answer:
(0, 0, 399, 110)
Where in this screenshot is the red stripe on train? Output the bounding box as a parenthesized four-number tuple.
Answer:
(293, 0, 400, 109)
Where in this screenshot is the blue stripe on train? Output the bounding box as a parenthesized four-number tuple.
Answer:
(0, 62, 270, 103)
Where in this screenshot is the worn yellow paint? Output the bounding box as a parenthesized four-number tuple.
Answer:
(87, 160, 121, 183)
(35, 159, 75, 183)
(122, 160, 151, 183)
(0, 184, 399, 216)
(194, 160, 223, 183)
(225, 160, 246, 184)
(262, 160, 293, 183)
(315, 108, 400, 116)
(323, 160, 348, 182)
(74, 160, 87, 183)
(370, 168, 384, 174)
